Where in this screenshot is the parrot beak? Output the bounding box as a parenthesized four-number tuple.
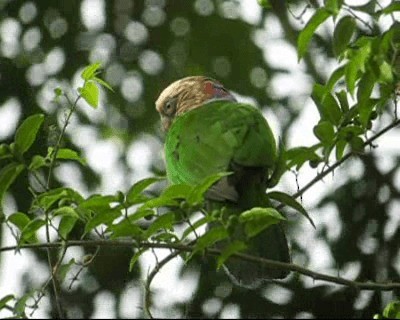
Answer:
(161, 116, 171, 131)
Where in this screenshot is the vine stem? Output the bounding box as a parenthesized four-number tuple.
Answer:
(43, 93, 81, 319)
(1, 240, 400, 291)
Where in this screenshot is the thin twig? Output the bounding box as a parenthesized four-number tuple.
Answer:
(291, 118, 400, 200)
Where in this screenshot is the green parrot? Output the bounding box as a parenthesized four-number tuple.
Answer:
(156, 76, 290, 288)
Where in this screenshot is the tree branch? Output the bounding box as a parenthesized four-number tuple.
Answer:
(2, 240, 399, 291)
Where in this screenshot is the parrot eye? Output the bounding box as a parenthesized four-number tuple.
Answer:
(163, 97, 177, 116)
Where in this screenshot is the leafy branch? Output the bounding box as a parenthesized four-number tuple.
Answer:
(1, 240, 400, 292)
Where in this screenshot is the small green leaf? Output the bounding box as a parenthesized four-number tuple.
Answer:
(268, 140, 286, 188)
(313, 121, 335, 145)
(0, 144, 12, 160)
(145, 212, 176, 238)
(57, 258, 75, 284)
(0, 163, 25, 202)
(7, 212, 31, 232)
(161, 183, 193, 200)
(79, 194, 117, 210)
(188, 172, 233, 205)
(297, 8, 331, 60)
(36, 188, 70, 211)
(345, 41, 372, 95)
(129, 249, 146, 272)
(54, 148, 87, 165)
(14, 113, 45, 157)
(257, 0, 271, 8)
(84, 209, 121, 235)
(59, 216, 78, 239)
(93, 76, 114, 92)
(0, 294, 15, 310)
(216, 240, 247, 270)
(379, 60, 393, 84)
(79, 81, 99, 108)
(53, 206, 80, 218)
(336, 90, 349, 113)
(28, 155, 47, 170)
(20, 218, 46, 243)
(333, 16, 356, 57)
(286, 146, 322, 170)
(14, 291, 35, 316)
(239, 207, 286, 238)
(181, 215, 214, 240)
(107, 219, 143, 239)
(81, 62, 102, 80)
(267, 191, 316, 229)
(126, 177, 165, 204)
(54, 87, 63, 97)
(326, 65, 346, 91)
(377, 2, 400, 16)
(350, 136, 364, 153)
(335, 139, 347, 161)
(189, 226, 228, 260)
(383, 301, 400, 319)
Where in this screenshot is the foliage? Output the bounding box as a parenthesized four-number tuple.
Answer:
(0, 0, 399, 319)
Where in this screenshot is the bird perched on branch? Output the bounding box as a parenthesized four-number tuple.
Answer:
(156, 76, 290, 288)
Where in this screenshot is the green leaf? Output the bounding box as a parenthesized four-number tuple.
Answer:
(267, 191, 316, 229)
(57, 258, 75, 284)
(350, 136, 364, 153)
(268, 140, 287, 188)
(324, 0, 343, 15)
(28, 155, 48, 170)
(79, 81, 99, 108)
(7, 212, 31, 232)
(181, 215, 214, 240)
(145, 212, 176, 238)
(383, 301, 400, 319)
(14, 291, 35, 316)
(14, 113, 45, 157)
(297, 8, 331, 60)
(0, 144, 12, 160)
(129, 249, 146, 272)
(257, 0, 271, 8)
(377, 3, 400, 16)
(335, 139, 347, 161)
(20, 218, 46, 243)
(126, 177, 165, 204)
(345, 41, 371, 95)
(313, 121, 335, 145)
(333, 16, 356, 57)
(79, 194, 117, 210)
(36, 187, 70, 211)
(189, 226, 228, 259)
(0, 163, 25, 202)
(286, 146, 322, 170)
(216, 240, 247, 270)
(0, 294, 14, 310)
(239, 207, 286, 238)
(84, 209, 121, 235)
(81, 62, 102, 80)
(326, 65, 346, 91)
(58, 216, 78, 239)
(187, 172, 232, 205)
(53, 206, 80, 219)
(358, 99, 378, 128)
(93, 76, 114, 92)
(311, 84, 342, 125)
(161, 183, 193, 200)
(379, 60, 393, 84)
(53, 147, 87, 165)
(107, 219, 143, 239)
(336, 90, 349, 113)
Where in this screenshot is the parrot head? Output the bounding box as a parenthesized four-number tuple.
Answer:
(156, 76, 236, 131)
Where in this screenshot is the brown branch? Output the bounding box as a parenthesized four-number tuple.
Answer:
(291, 118, 400, 200)
(2, 240, 399, 291)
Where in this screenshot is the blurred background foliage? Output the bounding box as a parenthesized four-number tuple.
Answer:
(0, 0, 399, 318)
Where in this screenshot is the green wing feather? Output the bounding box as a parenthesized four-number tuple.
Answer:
(165, 100, 277, 186)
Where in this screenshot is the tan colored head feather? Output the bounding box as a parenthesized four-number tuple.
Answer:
(155, 76, 235, 131)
